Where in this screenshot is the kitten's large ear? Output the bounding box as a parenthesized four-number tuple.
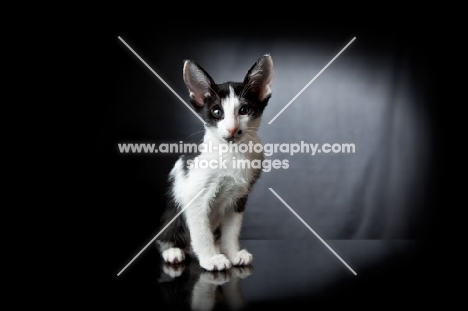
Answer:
(183, 60, 215, 107)
(243, 54, 274, 101)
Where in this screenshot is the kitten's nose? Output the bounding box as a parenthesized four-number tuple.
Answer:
(228, 127, 242, 137)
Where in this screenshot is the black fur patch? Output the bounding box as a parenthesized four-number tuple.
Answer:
(156, 181, 190, 249)
(213, 226, 221, 240)
(250, 168, 262, 188)
(234, 196, 248, 213)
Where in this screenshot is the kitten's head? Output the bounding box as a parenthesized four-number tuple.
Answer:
(183, 55, 274, 143)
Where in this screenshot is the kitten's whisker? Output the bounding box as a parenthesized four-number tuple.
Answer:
(242, 128, 260, 134)
(186, 129, 205, 140)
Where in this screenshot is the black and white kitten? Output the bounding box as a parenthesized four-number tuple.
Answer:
(156, 55, 274, 271)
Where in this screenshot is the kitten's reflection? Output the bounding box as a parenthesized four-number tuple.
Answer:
(157, 259, 252, 311)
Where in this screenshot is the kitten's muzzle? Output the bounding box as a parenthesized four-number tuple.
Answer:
(227, 127, 242, 136)
(225, 128, 242, 142)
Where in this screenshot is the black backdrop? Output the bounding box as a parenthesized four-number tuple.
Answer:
(88, 22, 446, 308)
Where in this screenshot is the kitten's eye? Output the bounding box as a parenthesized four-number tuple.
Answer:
(211, 108, 224, 118)
(239, 105, 250, 115)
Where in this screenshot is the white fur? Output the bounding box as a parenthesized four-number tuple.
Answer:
(219, 86, 241, 138)
(162, 247, 185, 263)
(169, 91, 261, 271)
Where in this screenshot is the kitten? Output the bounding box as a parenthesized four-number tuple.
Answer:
(156, 55, 274, 271)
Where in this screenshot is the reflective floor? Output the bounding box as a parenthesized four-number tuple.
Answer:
(110, 239, 445, 309)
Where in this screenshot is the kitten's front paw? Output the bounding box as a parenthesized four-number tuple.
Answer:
(229, 249, 253, 266)
(162, 247, 185, 264)
(200, 254, 232, 271)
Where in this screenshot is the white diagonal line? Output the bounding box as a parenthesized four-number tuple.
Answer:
(268, 188, 357, 275)
(117, 36, 206, 125)
(268, 37, 356, 124)
(117, 188, 206, 276)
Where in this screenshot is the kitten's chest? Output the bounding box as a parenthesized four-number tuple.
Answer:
(201, 147, 263, 183)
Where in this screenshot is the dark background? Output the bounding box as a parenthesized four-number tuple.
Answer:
(87, 22, 447, 308)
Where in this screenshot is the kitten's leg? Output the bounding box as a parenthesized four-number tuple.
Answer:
(184, 200, 231, 271)
(220, 197, 253, 266)
(156, 191, 190, 264)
